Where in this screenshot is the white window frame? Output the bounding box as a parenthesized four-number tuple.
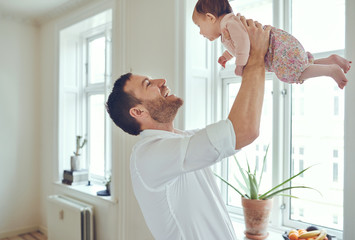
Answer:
(183, 0, 355, 238)
(58, 11, 112, 185)
(81, 25, 112, 182)
(213, 0, 345, 238)
(219, 67, 278, 219)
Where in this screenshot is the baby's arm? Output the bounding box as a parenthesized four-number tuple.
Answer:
(226, 15, 250, 74)
(218, 51, 233, 68)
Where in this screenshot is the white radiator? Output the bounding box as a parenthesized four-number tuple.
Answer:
(47, 195, 94, 240)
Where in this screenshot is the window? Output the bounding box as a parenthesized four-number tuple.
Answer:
(299, 160, 304, 177)
(332, 148, 340, 184)
(333, 149, 339, 158)
(214, 0, 345, 238)
(333, 163, 339, 182)
(58, 10, 112, 183)
(288, 0, 344, 234)
(333, 215, 339, 225)
(299, 147, 304, 155)
(299, 208, 304, 217)
(222, 70, 274, 213)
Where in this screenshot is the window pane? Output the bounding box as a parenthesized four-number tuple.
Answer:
(291, 0, 345, 53)
(229, 0, 273, 25)
(226, 80, 273, 208)
(333, 163, 338, 182)
(290, 79, 344, 230)
(88, 36, 106, 84)
(88, 94, 105, 177)
(63, 92, 77, 170)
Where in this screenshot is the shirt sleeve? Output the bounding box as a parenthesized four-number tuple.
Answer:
(226, 17, 250, 66)
(222, 50, 234, 61)
(132, 119, 238, 189)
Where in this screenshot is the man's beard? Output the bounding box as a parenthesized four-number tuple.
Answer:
(143, 96, 183, 123)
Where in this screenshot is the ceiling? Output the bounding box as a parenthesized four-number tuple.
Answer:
(0, 0, 86, 24)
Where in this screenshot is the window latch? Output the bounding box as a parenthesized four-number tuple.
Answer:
(280, 203, 286, 210)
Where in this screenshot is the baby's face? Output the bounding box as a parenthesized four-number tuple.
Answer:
(192, 10, 221, 41)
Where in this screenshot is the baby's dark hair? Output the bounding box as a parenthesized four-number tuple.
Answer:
(194, 0, 233, 17)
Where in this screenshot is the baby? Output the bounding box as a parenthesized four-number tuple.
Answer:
(192, 0, 351, 89)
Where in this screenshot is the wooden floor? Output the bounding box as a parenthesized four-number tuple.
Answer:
(0, 231, 46, 240)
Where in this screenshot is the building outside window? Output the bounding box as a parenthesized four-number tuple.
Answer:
(288, 0, 344, 233)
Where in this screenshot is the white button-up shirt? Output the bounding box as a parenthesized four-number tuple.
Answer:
(130, 119, 239, 240)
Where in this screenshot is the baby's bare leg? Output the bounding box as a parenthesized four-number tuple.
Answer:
(314, 54, 352, 73)
(299, 64, 348, 89)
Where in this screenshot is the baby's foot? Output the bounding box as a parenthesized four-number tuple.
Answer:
(330, 64, 348, 89)
(329, 54, 352, 73)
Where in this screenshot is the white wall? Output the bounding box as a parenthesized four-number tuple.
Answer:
(113, 0, 181, 239)
(0, 18, 41, 236)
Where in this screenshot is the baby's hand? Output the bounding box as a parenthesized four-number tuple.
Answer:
(218, 56, 227, 68)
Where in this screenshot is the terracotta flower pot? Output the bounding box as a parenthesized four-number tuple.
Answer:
(242, 197, 273, 240)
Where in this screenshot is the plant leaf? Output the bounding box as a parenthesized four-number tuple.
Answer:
(261, 186, 319, 199)
(258, 144, 269, 190)
(233, 155, 250, 192)
(248, 172, 258, 199)
(214, 173, 244, 198)
(258, 165, 315, 199)
(233, 173, 249, 194)
(246, 155, 251, 173)
(277, 194, 299, 199)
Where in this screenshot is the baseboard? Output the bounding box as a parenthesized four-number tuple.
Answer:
(0, 225, 46, 238)
(38, 225, 48, 236)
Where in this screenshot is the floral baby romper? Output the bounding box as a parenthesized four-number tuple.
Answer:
(265, 27, 314, 84)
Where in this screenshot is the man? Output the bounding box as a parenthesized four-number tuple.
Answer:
(106, 17, 271, 240)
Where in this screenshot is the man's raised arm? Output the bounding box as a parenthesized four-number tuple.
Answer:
(227, 18, 271, 149)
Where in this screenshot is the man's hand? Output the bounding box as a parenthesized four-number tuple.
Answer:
(240, 16, 271, 61)
(228, 15, 270, 149)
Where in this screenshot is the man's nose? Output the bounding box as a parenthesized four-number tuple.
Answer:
(154, 78, 166, 87)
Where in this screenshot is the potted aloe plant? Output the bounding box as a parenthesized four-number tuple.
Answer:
(70, 136, 87, 171)
(215, 146, 318, 240)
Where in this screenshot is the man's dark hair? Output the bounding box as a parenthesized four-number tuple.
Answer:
(195, 0, 233, 17)
(106, 73, 142, 135)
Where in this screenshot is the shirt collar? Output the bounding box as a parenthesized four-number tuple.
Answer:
(139, 128, 185, 138)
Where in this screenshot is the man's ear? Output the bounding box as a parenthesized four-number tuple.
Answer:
(129, 105, 148, 120)
(206, 13, 217, 23)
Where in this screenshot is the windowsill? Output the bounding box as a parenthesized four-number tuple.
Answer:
(232, 219, 285, 240)
(231, 218, 339, 240)
(53, 181, 118, 205)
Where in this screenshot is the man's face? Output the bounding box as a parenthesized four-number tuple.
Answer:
(124, 74, 183, 123)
